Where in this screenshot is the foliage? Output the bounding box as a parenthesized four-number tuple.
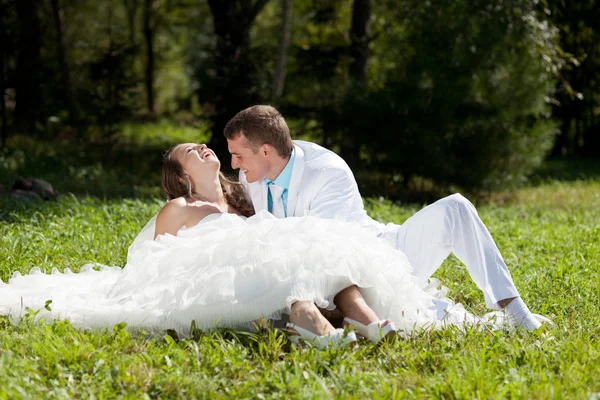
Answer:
(320, 0, 565, 191)
(0, 0, 597, 192)
(86, 42, 140, 126)
(1, 175, 599, 397)
(544, 0, 600, 156)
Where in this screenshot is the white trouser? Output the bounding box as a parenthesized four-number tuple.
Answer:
(379, 194, 519, 310)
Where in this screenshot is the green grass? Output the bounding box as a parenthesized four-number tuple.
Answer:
(0, 125, 599, 398)
(1, 182, 599, 398)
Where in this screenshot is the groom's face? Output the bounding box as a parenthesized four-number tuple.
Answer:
(227, 134, 270, 183)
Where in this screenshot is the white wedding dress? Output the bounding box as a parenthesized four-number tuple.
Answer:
(0, 211, 499, 336)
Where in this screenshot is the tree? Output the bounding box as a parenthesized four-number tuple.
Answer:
(14, 0, 42, 133)
(123, 0, 139, 45)
(271, 0, 293, 102)
(51, 0, 79, 121)
(339, 0, 372, 170)
(143, 0, 156, 116)
(348, 0, 371, 84)
(339, 0, 565, 191)
(0, 6, 7, 147)
(545, 0, 600, 156)
(206, 0, 270, 167)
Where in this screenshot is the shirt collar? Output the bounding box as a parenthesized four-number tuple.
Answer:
(265, 147, 295, 190)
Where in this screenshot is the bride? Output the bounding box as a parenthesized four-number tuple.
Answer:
(0, 143, 513, 349)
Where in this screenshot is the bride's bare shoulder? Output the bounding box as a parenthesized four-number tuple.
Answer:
(160, 197, 220, 215)
(160, 196, 187, 211)
(154, 197, 219, 238)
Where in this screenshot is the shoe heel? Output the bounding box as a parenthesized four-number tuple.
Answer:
(379, 323, 397, 343)
(343, 317, 396, 345)
(343, 317, 367, 335)
(286, 323, 357, 350)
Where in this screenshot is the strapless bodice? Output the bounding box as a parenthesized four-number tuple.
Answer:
(176, 213, 247, 235)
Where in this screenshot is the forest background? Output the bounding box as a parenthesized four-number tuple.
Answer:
(0, 0, 599, 198)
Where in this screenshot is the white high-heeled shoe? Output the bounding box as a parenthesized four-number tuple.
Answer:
(286, 322, 358, 350)
(343, 318, 396, 344)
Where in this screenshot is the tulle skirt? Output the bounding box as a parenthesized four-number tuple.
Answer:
(0, 212, 490, 336)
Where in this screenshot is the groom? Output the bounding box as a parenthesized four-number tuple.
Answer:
(225, 105, 546, 330)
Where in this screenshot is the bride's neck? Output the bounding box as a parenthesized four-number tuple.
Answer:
(190, 177, 227, 209)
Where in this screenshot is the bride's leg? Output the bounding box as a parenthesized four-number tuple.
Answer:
(289, 301, 336, 335)
(334, 285, 392, 328)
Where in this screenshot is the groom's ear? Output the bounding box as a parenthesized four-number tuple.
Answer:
(260, 144, 271, 158)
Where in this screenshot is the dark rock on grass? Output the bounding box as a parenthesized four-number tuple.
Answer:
(10, 178, 59, 201)
(10, 189, 42, 201)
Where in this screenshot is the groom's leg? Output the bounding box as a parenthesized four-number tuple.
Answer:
(381, 193, 519, 310)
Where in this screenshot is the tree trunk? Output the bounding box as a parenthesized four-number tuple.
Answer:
(0, 20, 6, 148)
(348, 0, 371, 83)
(123, 0, 139, 45)
(206, 0, 271, 168)
(271, 0, 293, 102)
(143, 0, 155, 116)
(340, 0, 372, 169)
(51, 0, 79, 122)
(14, 0, 42, 134)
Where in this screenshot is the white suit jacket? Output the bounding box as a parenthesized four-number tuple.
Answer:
(239, 140, 382, 230)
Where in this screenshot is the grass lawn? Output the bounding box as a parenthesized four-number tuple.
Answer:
(0, 129, 599, 398)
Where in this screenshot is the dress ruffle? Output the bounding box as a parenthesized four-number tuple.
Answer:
(0, 211, 496, 336)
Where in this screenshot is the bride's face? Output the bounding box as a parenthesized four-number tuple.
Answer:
(174, 143, 220, 177)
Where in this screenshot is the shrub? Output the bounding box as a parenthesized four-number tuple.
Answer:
(332, 0, 565, 191)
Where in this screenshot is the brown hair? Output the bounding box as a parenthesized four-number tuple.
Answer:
(162, 146, 255, 217)
(223, 105, 294, 158)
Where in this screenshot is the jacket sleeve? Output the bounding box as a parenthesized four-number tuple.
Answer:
(307, 167, 368, 222)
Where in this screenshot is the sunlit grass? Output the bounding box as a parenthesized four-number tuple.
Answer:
(1, 176, 599, 398)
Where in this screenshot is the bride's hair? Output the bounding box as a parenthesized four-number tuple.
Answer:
(162, 146, 255, 217)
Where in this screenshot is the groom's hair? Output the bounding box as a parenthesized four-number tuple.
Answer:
(224, 105, 294, 158)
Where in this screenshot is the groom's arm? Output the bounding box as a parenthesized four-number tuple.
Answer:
(308, 167, 367, 221)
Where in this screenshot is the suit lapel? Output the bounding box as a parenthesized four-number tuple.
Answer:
(286, 144, 305, 216)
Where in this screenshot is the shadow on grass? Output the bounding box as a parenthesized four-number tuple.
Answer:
(2, 130, 599, 213)
(357, 156, 600, 205)
(1, 140, 166, 197)
(1, 120, 212, 201)
(529, 156, 600, 184)
(0, 120, 215, 194)
(0, 133, 181, 221)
